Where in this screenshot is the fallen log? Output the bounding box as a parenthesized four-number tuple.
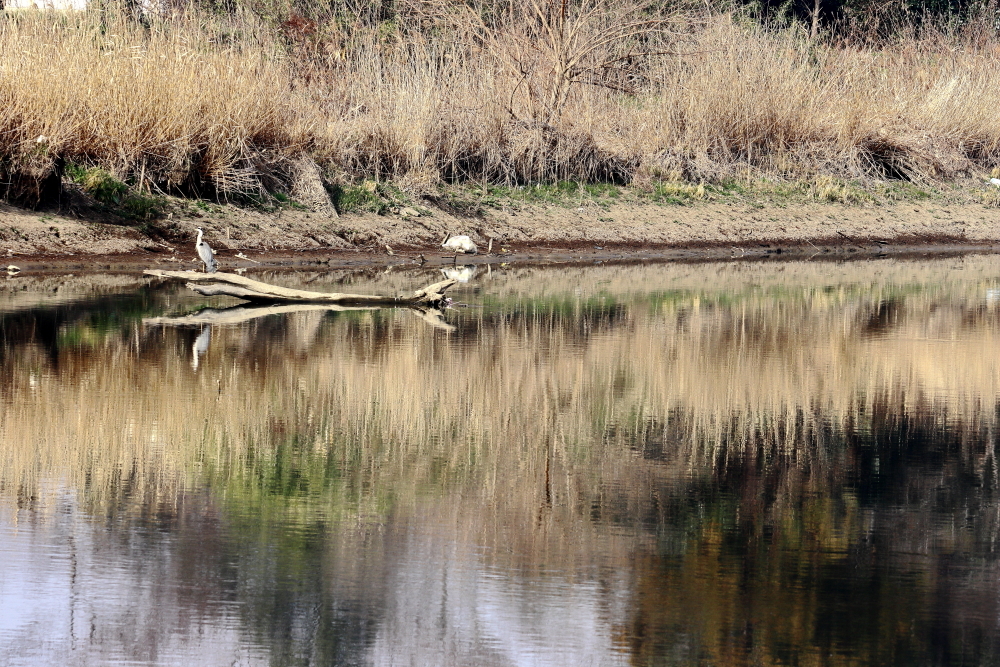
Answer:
(143, 270, 456, 307)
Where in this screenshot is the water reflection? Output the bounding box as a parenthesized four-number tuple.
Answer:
(2, 257, 1000, 665)
(441, 264, 478, 283)
(192, 325, 211, 370)
(0, 491, 269, 667)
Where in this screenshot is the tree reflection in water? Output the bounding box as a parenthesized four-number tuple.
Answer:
(2, 258, 1000, 665)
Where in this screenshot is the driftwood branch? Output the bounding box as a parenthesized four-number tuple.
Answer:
(144, 270, 456, 307)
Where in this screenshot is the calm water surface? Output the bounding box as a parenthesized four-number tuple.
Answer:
(2, 256, 1000, 666)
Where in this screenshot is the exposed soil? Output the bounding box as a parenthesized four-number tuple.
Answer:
(2, 195, 999, 272)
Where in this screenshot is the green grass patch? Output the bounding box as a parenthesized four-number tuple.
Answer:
(437, 181, 625, 212)
(874, 181, 934, 201)
(223, 190, 308, 212)
(506, 181, 618, 205)
(807, 176, 877, 204)
(65, 163, 163, 221)
(329, 180, 411, 214)
(649, 181, 706, 204)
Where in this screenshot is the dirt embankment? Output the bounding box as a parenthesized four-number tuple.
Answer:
(1, 197, 999, 270)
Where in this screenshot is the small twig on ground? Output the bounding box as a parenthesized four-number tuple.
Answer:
(836, 230, 866, 249)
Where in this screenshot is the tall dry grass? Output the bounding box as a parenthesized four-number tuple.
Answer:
(0, 9, 310, 200)
(3, 3, 1000, 198)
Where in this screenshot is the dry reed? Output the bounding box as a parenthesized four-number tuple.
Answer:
(0, 9, 310, 200)
(3, 3, 1000, 204)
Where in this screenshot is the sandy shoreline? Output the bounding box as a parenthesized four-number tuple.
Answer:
(2, 197, 999, 271)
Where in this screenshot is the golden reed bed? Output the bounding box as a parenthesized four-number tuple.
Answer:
(3, 3, 1000, 197)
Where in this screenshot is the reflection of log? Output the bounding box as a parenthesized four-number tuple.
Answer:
(143, 303, 455, 331)
(408, 307, 456, 331)
(143, 270, 456, 307)
(144, 303, 373, 326)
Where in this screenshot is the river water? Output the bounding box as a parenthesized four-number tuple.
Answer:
(2, 256, 1000, 666)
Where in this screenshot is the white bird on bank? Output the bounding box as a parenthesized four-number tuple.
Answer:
(442, 234, 478, 256)
(195, 227, 217, 273)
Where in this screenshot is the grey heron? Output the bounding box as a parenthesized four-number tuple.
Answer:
(195, 227, 218, 273)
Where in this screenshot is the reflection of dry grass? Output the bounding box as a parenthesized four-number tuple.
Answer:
(0, 274, 149, 311)
(2, 257, 999, 525)
(3, 259, 1000, 664)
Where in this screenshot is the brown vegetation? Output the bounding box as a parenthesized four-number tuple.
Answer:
(2, 2, 1000, 209)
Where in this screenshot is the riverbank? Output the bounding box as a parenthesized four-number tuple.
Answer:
(8, 7, 1000, 216)
(2, 188, 999, 271)
(6, 5, 1000, 274)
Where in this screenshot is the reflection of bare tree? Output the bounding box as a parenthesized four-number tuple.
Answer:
(369, 514, 631, 667)
(605, 408, 1000, 665)
(0, 491, 277, 666)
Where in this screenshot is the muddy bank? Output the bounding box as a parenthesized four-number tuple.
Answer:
(1, 197, 999, 271)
